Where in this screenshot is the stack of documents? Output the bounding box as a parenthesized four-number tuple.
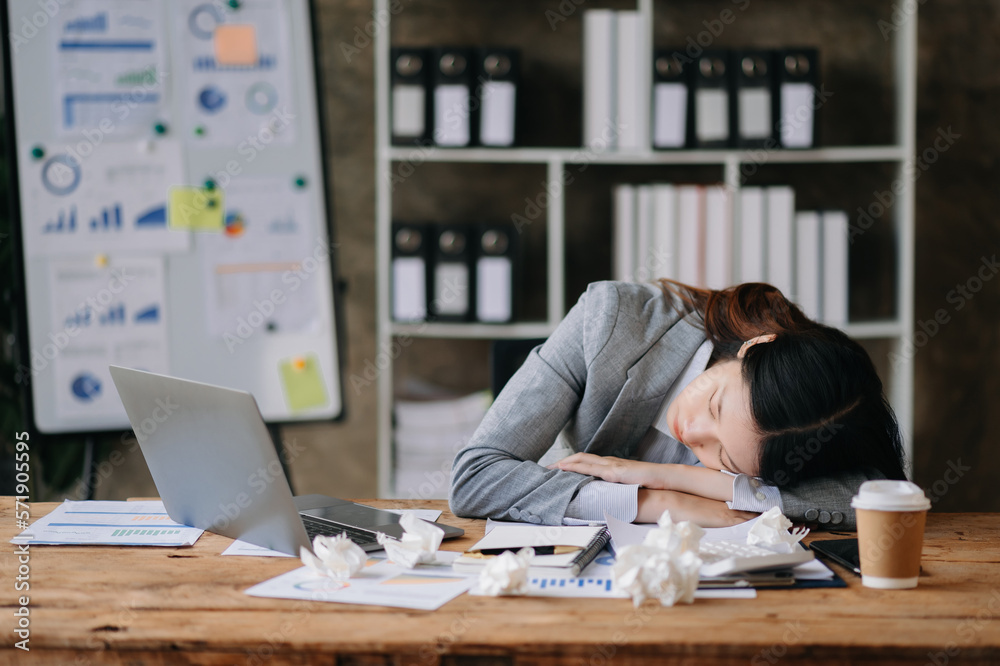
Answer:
(613, 183, 849, 325)
(393, 390, 492, 499)
(11, 500, 203, 547)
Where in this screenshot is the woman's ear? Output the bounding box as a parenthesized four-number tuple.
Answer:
(737, 333, 777, 359)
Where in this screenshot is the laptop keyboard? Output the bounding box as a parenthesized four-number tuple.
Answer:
(301, 515, 380, 546)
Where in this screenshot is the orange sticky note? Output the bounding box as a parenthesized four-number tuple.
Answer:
(214, 25, 258, 66)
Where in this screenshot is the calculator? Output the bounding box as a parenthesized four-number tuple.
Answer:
(698, 540, 815, 577)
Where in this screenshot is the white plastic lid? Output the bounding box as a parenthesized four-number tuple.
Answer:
(851, 480, 931, 512)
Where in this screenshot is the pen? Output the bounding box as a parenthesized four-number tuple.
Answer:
(470, 546, 582, 557)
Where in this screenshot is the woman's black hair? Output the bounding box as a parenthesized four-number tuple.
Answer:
(741, 326, 908, 487)
(657, 279, 908, 487)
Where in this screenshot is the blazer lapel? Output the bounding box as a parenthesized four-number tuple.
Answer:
(589, 313, 706, 456)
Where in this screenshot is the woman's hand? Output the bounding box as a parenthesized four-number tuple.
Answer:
(636, 489, 759, 528)
(549, 453, 675, 489)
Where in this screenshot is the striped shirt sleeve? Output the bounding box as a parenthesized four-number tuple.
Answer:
(726, 472, 783, 513)
(563, 480, 640, 523)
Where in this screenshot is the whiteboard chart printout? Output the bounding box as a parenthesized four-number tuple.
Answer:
(53, 0, 169, 138)
(176, 0, 297, 146)
(48, 256, 169, 421)
(11, 500, 203, 546)
(198, 177, 322, 339)
(21, 140, 189, 257)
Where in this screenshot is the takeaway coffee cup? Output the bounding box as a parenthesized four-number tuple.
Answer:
(851, 480, 931, 589)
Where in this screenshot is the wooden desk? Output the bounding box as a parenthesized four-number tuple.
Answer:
(2, 500, 999, 665)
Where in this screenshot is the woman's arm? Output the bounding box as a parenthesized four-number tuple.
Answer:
(552, 453, 735, 501)
(636, 489, 759, 527)
(449, 284, 624, 524)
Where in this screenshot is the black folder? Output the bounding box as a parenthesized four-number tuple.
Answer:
(475, 47, 520, 147)
(651, 50, 693, 150)
(733, 50, 776, 147)
(390, 47, 431, 146)
(691, 50, 734, 148)
(430, 225, 474, 321)
(475, 222, 518, 323)
(775, 48, 819, 148)
(391, 222, 430, 322)
(432, 47, 474, 147)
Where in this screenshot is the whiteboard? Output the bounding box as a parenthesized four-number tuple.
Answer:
(3, 0, 343, 433)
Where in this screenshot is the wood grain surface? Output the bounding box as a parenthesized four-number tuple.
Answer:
(1, 500, 999, 665)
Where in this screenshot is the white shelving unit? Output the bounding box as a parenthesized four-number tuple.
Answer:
(374, 0, 917, 496)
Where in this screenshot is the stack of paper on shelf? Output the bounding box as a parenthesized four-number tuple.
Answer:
(612, 183, 850, 325)
(583, 9, 650, 151)
(393, 389, 492, 499)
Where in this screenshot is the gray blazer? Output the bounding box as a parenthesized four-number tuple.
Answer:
(450, 281, 881, 530)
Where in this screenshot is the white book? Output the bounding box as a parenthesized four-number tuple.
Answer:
(676, 185, 704, 287)
(795, 211, 822, 320)
(583, 10, 617, 149)
(704, 186, 733, 290)
(613, 184, 636, 282)
(615, 11, 649, 151)
(652, 184, 678, 280)
(738, 187, 766, 283)
(635, 186, 655, 280)
(765, 186, 795, 297)
(822, 210, 850, 326)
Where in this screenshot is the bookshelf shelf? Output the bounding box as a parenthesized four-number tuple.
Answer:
(386, 145, 908, 166)
(390, 322, 557, 340)
(374, 0, 917, 497)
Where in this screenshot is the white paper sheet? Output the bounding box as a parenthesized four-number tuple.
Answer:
(245, 551, 475, 611)
(197, 177, 322, 338)
(11, 500, 203, 546)
(22, 140, 188, 258)
(53, 0, 169, 138)
(176, 0, 296, 146)
(221, 508, 443, 557)
(49, 255, 170, 421)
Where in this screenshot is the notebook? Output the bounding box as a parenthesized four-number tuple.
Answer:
(452, 524, 610, 576)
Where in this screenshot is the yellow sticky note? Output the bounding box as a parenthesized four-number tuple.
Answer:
(279, 355, 328, 412)
(168, 187, 224, 231)
(214, 24, 258, 66)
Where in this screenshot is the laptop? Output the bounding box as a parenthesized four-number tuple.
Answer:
(108, 365, 463, 556)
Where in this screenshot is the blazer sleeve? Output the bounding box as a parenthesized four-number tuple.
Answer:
(778, 467, 887, 531)
(448, 284, 621, 524)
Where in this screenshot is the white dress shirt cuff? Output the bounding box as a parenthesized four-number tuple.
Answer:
(726, 473, 783, 513)
(564, 481, 639, 523)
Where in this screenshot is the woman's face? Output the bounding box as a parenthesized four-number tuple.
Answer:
(665, 359, 761, 476)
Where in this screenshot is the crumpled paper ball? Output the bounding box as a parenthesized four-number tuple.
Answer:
(376, 513, 445, 568)
(643, 510, 705, 556)
(746, 507, 809, 553)
(478, 547, 534, 596)
(300, 533, 368, 581)
(611, 511, 704, 607)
